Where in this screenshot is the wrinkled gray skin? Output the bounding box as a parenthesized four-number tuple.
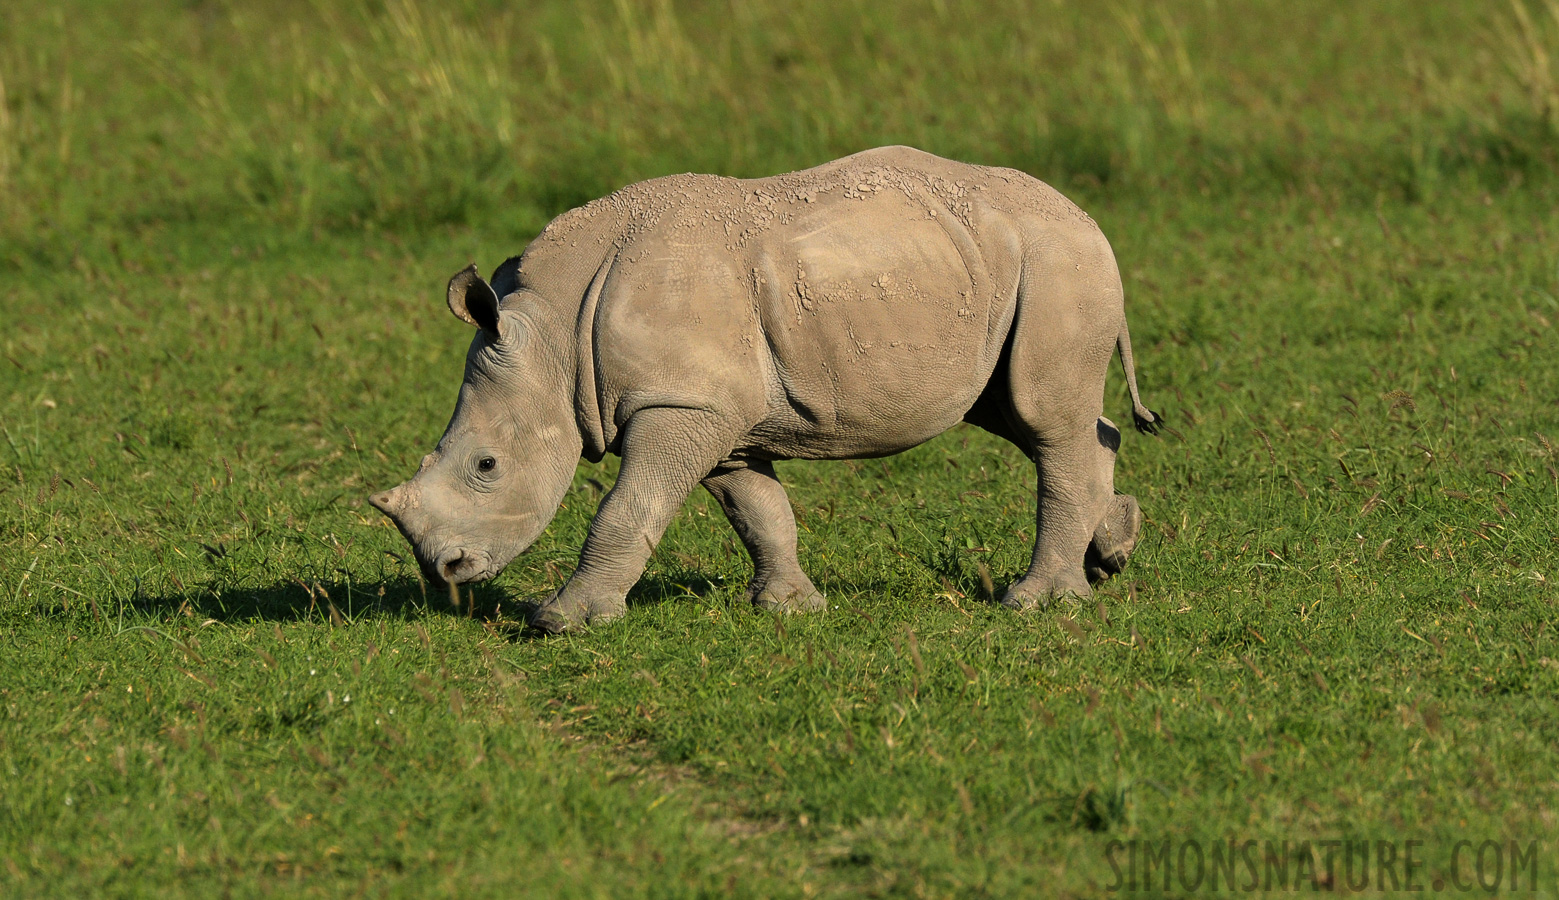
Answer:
(369, 147, 1159, 633)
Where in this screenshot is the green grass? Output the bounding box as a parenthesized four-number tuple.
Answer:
(4, 0, 1559, 896)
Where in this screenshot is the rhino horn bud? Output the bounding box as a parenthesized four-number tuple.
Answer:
(368, 484, 408, 518)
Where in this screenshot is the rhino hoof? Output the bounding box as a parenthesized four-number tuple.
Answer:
(756, 588, 826, 613)
(749, 572, 826, 613)
(999, 573, 1091, 611)
(529, 605, 580, 635)
(1086, 494, 1143, 583)
(998, 589, 1050, 612)
(587, 601, 627, 626)
(529, 599, 625, 634)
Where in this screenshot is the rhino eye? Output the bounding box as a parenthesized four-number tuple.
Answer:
(477, 456, 497, 473)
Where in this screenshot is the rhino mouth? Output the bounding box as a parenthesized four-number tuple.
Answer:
(427, 548, 497, 586)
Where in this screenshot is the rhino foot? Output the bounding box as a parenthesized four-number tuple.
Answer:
(746, 571, 826, 613)
(999, 570, 1091, 612)
(1085, 494, 1143, 584)
(528, 590, 627, 635)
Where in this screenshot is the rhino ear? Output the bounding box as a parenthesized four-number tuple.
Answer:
(446, 264, 502, 339)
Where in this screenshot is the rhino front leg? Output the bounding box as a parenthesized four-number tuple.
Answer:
(530, 408, 738, 634)
(702, 460, 825, 613)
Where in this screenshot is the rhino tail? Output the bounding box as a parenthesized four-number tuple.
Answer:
(1117, 321, 1162, 436)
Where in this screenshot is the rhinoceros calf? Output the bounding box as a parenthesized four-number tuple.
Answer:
(369, 146, 1159, 633)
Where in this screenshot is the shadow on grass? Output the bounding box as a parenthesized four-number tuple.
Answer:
(34, 569, 736, 635)
(39, 563, 1034, 636)
(46, 577, 503, 626)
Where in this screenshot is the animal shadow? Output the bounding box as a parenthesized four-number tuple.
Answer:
(56, 576, 513, 626)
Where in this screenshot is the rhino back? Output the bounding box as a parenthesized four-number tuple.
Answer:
(524, 147, 1107, 460)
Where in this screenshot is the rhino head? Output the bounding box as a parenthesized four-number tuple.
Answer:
(368, 265, 581, 586)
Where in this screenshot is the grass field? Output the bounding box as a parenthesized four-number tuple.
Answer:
(4, 0, 1559, 896)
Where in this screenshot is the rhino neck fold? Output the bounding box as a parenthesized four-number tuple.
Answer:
(573, 249, 618, 463)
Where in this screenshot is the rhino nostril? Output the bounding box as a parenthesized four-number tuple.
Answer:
(439, 552, 471, 582)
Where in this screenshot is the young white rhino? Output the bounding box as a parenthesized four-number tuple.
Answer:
(369, 146, 1159, 633)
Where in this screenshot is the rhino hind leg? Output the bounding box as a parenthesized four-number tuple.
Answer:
(1084, 493, 1142, 583)
(702, 460, 826, 613)
(982, 256, 1127, 609)
(998, 419, 1110, 610)
(960, 379, 1110, 605)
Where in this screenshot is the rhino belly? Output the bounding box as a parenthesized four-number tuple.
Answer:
(747, 194, 1012, 459)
